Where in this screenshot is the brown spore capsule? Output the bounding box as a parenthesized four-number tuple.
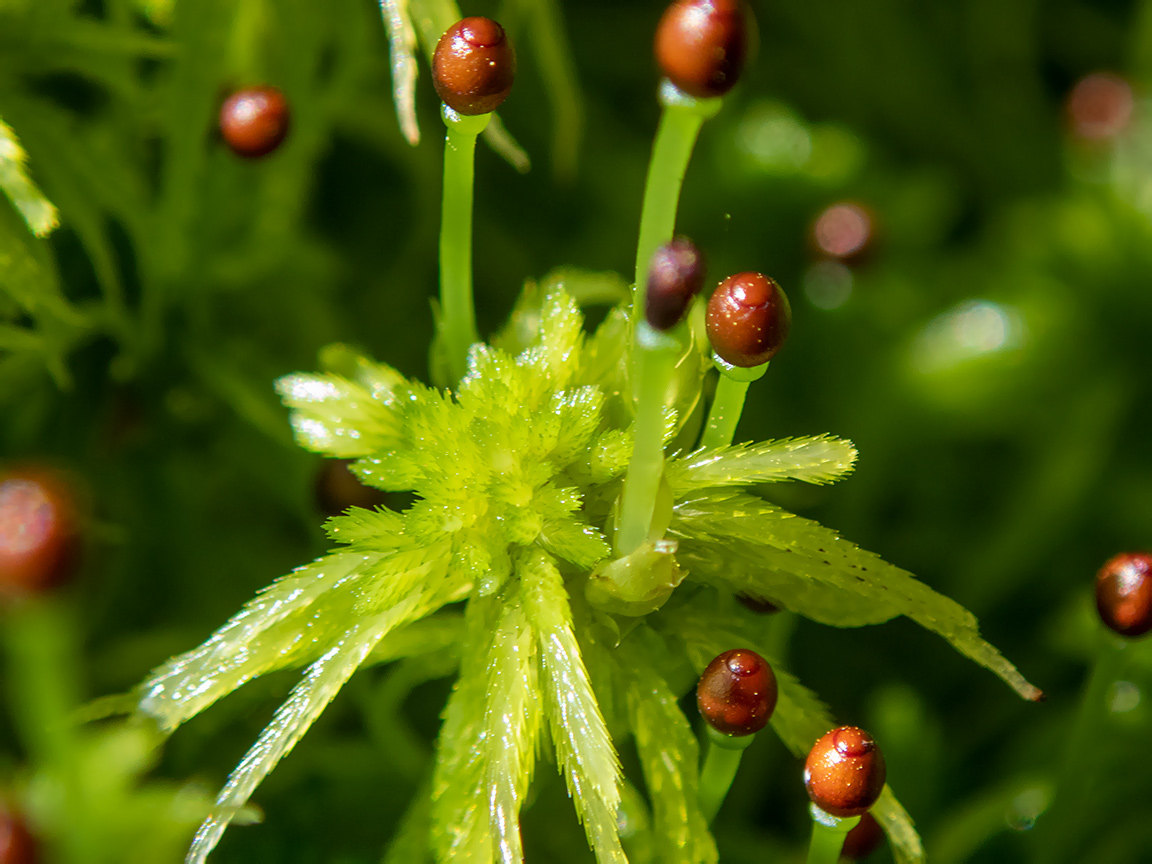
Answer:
(1065, 72, 1133, 141)
(219, 86, 291, 158)
(840, 811, 884, 860)
(1095, 552, 1152, 638)
(0, 802, 38, 864)
(433, 17, 515, 116)
(646, 237, 706, 331)
(654, 0, 751, 99)
(812, 202, 873, 262)
(705, 272, 791, 367)
(0, 469, 80, 597)
(804, 726, 886, 818)
(696, 648, 778, 736)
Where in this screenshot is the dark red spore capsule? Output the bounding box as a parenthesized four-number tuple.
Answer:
(0, 469, 80, 597)
(804, 726, 886, 818)
(646, 237, 706, 331)
(696, 648, 778, 736)
(1066, 72, 1134, 141)
(433, 17, 515, 116)
(219, 86, 291, 158)
(840, 811, 884, 860)
(1095, 552, 1152, 638)
(705, 272, 791, 367)
(0, 803, 38, 864)
(654, 0, 751, 99)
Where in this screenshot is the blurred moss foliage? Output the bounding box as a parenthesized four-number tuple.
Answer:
(2, 0, 1152, 861)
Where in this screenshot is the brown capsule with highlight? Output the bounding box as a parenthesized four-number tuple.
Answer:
(696, 648, 778, 736)
(646, 237, 706, 331)
(0, 467, 81, 598)
(0, 802, 38, 864)
(804, 726, 886, 818)
(654, 0, 751, 99)
(705, 272, 791, 367)
(1095, 552, 1152, 638)
(219, 86, 291, 158)
(433, 17, 515, 116)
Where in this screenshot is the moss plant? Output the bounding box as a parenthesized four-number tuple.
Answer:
(114, 8, 1049, 863)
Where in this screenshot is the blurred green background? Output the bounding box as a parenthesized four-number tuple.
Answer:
(2, 0, 1151, 861)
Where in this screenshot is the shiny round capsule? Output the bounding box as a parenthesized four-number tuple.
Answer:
(0, 802, 37, 864)
(646, 237, 706, 331)
(654, 0, 751, 98)
(696, 648, 778, 736)
(219, 86, 290, 158)
(705, 272, 791, 367)
(0, 469, 80, 597)
(1095, 552, 1152, 638)
(433, 17, 515, 116)
(804, 726, 886, 818)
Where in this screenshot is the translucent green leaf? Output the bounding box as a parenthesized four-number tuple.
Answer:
(0, 118, 58, 237)
(379, 0, 420, 146)
(323, 506, 408, 548)
(481, 597, 541, 864)
(276, 372, 406, 458)
(186, 613, 400, 864)
(138, 544, 452, 732)
(666, 436, 858, 494)
(618, 638, 717, 864)
(873, 786, 925, 864)
(672, 492, 1041, 700)
(431, 595, 500, 864)
(520, 550, 626, 864)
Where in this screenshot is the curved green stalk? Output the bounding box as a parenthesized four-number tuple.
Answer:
(698, 725, 754, 823)
(438, 107, 490, 385)
(616, 322, 680, 555)
(806, 805, 860, 864)
(699, 356, 769, 449)
(632, 83, 720, 325)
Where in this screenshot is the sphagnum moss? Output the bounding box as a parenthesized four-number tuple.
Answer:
(131, 4, 1042, 864)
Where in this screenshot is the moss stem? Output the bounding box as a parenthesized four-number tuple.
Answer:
(632, 83, 720, 326)
(698, 724, 754, 823)
(806, 804, 860, 864)
(438, 106, 491, 385)
(699, 355, 769, 449)
(616, 322, 680, 555)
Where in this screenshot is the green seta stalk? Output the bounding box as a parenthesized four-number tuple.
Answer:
(806, 805, 861, 864)
(632, 82, 720, 327)
(699, 356, 769, 449)
(437, 106, 490, 385)
(698, 724, 755, 823)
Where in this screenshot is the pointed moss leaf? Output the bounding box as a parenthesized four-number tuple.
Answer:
(364, 612, 464, 667)
(538, 514, 611, 570)
(276, 372, 404, 457)
(482, 597, 541, 864)
(0, 119, 59, 237)
(672, 492, 897, 627)
(186, 613, 399, 864)
(380, 0, 421, 145)
(520, 550, 626, 864)
(432, 595, 501, 864)
(323, 506, 407, 547)
(873, 786, 925, 864)
(317, 344, 408, 397)
(618, 641, 717, 864)
(139, 544, 452, 732)
(548, 387, 607, 467)
(667, 436, 858, 494)
(522, 290, 585, 390)
(577, 304, 630, 395)
(673, 492, 1041, 700)
(539, 268, 631, 308)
